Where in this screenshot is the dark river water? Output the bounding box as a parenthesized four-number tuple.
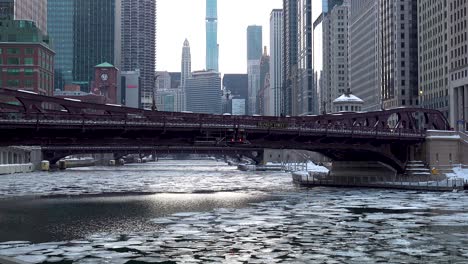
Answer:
(0, 160, 467, 263)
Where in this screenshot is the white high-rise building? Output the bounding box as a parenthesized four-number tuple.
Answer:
(121, 0, 156, 109)
(322, 0, 350, 113)
(349, 0, 381, 111)
(418, 0, 449, 119)
(181, 39, 191, 88)
(449, 0, 468, 130)
(270, 9, 283, 116)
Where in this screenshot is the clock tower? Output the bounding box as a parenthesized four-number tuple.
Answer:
(93, 62, 118, 104)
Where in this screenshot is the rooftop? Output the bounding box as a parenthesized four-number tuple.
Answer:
(333, 93, 364, 104)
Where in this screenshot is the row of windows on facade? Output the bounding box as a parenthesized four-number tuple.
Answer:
(450, 20, 466, 35)
(0, 77, 52, 89)
(0, 47, 34, 55)
(449, 4, 467, 20)
(336, 105, 361, 112)
(419, 31, 446, 47)
(0, 57, 52, 71)
(420, 47, 447, 62)
(0, 48, 53, 68)
(420, 74, 448, 86)
(451, 69, 468, 81)
(451, 56, 468, 69)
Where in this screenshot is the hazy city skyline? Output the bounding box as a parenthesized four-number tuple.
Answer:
(157, 0, 282, 74)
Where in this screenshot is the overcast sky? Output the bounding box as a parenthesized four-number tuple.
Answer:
(156, 0, 282, 74)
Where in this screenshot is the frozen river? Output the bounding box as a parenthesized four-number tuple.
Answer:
(0, 160, 468, 263)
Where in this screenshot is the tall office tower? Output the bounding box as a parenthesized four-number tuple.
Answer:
(258, 47, 270, 115)
(270, 9, 284, 116)
(418, 0, 449, 119)
(349, 0, 381, 111)
(181, 39, 192, 89)
(206, 0, 218, 72)
(313, 13, 325, 114)
(223, 73, 248, 113)
(323, 0, 343, 13)
(186, 71, 222, 114)
(48, 0, 121, 92)
(380, 0, 418, 109)
(283, 0, 298, 116)
(322, 1, 349, 113)
(0, 0, 48, 33)
(121, 0, 156, 109)
(297, 0, 316, 115)
(449, 0, 468, 130)
(247, 25, 263, 115)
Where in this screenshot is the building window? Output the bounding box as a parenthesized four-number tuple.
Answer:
(24, 69, 33, 75)
(24, 58, 33, 65)
(24, 79, 33, 87)
(7, 69, 20, 75)
(25, 48, 33, 55)
(7, 58, 19, 65)
(7, 80, 20, 87)
(7, 48, 19, 55)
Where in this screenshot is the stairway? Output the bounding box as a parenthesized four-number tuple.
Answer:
(404, 161, 431, 177)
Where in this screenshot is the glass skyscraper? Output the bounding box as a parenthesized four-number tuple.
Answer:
(206, 0, 218, 72)
(247, 26, 263, 61)
(48, 0, 120, 91)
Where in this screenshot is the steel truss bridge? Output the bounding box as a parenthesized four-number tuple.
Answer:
(0, 88, 451, 172)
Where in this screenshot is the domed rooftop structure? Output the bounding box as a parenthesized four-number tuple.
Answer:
(332, 92, 364, 113)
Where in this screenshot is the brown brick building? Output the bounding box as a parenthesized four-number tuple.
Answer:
(0, 19, 54, 95)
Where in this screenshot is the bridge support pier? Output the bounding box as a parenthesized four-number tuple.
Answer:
(329, 161, 397, 178)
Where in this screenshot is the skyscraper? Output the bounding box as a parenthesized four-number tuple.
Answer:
(283, 0, 298, 116)
(418, 0, 449, 119)
(297, 0, 316, 115)
(247, 26, 263, 61)
(181, 39, 192, 89)
(121, 0, 156, 109)
(380, 0, 418, 110)
(223, 74, 248, 100)
(247, 25, 263, 115)
(324, 0, 343, 13)
(448, 0, 468, 130)
(349, 0, 381, 111)
(0, 0, 47, 33)
(206, 0, 218, 72)
(258, 47, 270, 115)
(270, 9, 283, 116)
(186, 71, 221, 114)
(48, 0, 121, 92)
(322, 0, 349, 113)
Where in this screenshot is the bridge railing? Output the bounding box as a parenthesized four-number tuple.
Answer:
(0, 112, 426, 138)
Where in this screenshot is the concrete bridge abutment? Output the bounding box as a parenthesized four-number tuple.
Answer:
(329, 161, 397, 179)
(424, 131, 468, 173)
(0, 146, 42, 175)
